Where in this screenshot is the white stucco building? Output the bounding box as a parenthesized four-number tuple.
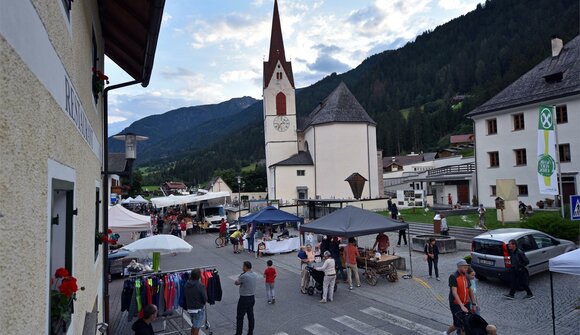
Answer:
(0, 1, 164, 334)
(263, 1, 381, 203)
(467, 36, 579, 208)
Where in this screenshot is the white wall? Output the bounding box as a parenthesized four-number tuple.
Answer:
(274, 165, 315, 203)
(473, 96, 579, 207)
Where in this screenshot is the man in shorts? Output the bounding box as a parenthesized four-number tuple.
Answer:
(185, 269, 207, 335)
(230, 229, 242, 254)
(443, 260, 474, 335)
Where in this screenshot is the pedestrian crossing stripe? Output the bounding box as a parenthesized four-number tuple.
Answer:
(333, 315, 393, 335)
(361, 307, 439, 335)
(301, 306, 441, 335)
(304, 323, 339, 335)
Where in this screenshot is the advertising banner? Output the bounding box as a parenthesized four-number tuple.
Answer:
(537, 106, 558, 195)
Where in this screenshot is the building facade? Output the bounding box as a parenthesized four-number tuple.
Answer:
(468, 36, 579, 208)
(263, 1, 381, 203)
(0, 1, 164, 334)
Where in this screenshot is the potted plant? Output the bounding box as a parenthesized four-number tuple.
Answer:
(91, 67, 109, 102)
(51, 268, 82, 334)
(463, 255, 472, 264)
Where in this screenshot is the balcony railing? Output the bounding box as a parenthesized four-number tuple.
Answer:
(427, 163, 475, 177)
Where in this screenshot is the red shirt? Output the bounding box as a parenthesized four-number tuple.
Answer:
(180, 222, 187, 231)
(345, 244, 359, 265)
(264, 267, 276, 283)
(219, 221, 227, 233)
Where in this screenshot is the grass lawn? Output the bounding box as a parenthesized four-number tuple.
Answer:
(142, 185, 160, 192)
(379, 208, 565, 231)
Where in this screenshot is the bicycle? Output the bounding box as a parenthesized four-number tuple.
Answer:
(214, 232, 230, 248)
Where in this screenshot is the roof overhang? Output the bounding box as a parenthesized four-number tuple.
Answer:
(99, 0, 165, 87)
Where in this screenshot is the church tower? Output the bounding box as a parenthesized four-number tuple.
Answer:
(263, 0, 298, 200)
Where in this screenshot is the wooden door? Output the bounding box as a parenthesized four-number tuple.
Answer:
(457, 183, 469, 204)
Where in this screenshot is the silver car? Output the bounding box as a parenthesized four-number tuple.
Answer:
(470, 228, 576, 281)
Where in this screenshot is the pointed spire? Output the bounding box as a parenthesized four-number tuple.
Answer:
(268, 0, 286, 63)
(264, 0, 294, 88)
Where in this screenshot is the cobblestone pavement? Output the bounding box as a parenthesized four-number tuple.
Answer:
(110, 229, 579, 335)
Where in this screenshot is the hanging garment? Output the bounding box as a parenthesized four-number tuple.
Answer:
(135, 279, 143, 319)
(158, 278, 165, 314)
(127, 281, 138, 322)
(121, 279, 134, 312)
(206, 270, 222, 304)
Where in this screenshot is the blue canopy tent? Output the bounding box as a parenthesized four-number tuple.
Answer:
(239, 206, 304, 226)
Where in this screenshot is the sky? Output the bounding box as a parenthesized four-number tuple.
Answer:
(106, 0, 482, 134)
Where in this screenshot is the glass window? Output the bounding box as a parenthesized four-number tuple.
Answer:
(556, 105, 568, 124)
(514, 149, 527, 166)
(512, 113, 525, 130)
(517, 235, 536, 252)
(94, 187, 100, 261)
(517, 185, 528, 196)
(297, 170, 305, 176)
(473, 239, 503, 256)
(486, 119, 497, 135)
(532, 233, 555, 249)
(559, 144, 571, 162)
(276, 92, 286, 116)
(488, 151, 499, 167)
(490, 185, 496, 196)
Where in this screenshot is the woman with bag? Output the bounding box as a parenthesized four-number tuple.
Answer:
(424, 238, 440, 280)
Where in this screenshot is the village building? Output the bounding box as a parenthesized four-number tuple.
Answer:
(0, 1, 164, 333)
(161, 181, 189, 195)
(467, 36, 579, 208)
(263, 1, 382, 204)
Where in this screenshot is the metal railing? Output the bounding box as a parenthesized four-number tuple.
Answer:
(427, 163, 475, 177)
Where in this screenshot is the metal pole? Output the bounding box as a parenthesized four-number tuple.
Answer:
(552, 106, 565, 218)
(102, 80, 140, 332)
(407, 227, 413, 277)
(550, 271, 556, 335)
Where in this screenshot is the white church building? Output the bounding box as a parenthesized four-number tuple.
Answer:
(263, 1, 381, 204)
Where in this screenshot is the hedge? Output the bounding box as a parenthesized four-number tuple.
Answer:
(521, 215, 579, 242)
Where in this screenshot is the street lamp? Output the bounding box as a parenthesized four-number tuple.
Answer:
(345, 172, 367, 200)
(236, 176, 242, 219)
(113, 132, 148, 160)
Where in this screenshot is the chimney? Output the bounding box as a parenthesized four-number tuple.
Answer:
(551, 36, 563, 57)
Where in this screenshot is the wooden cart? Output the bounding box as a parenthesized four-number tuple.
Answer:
(356, 252, 399, 286)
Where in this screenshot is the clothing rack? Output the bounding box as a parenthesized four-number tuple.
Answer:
(128, 265, 218, 335)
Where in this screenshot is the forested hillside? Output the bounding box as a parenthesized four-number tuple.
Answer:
(141, 0, 579, 185)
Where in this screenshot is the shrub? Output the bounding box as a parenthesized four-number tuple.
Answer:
(521, 215, 579, 242)
(464, 255, 472, 264)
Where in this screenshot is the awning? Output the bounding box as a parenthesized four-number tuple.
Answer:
(100, 0, 165, 87)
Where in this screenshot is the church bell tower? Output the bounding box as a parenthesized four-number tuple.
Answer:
(263, 0, 298, 200)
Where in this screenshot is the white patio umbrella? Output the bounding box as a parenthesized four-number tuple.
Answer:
(122, 234, 193, 257)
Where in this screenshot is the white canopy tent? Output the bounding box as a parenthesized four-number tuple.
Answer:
(120, 197, 134, 204)
(150, 191, 230, 208)
(548, 248, 579, 335)
(133, 195, 149, 204)
(109, 204, 151, 232)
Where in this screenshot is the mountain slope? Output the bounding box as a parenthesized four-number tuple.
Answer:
(109, 96, 257, 163)
(141, 0, 579, 185)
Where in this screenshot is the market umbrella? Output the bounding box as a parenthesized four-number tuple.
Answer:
(122, 234, 193, 270)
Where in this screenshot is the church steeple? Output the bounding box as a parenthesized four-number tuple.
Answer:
(264, 0, 294, 88)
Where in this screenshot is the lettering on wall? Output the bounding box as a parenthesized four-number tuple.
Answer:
(65, 76, 95, 149)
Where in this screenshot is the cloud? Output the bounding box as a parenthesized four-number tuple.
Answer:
(307, 54, 351, 74)
(312, 44, 342, 55)
(162, 13, 172, 25)
(108, 116, 127, 124)
(438, 0, 479, 11)
(220, 70, 260, 83)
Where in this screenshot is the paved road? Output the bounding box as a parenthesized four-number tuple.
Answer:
(111, 229, 579, 335)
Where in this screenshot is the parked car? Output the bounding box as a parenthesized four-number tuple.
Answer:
(470, 228, 576, 281)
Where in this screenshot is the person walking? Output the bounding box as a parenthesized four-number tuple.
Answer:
(315, 251, 336, 303)
(264, 259, 277, 304)
(180, 219, 187, 239)
(390, 203, 399, 220)
(467, 268, 479, 315)
(443, 260, 474, 335)
(329, 237, 346, 282)
(477, 204, 488, 230)
(424, 238, 440, 280)
(504, 239, 533, 299)
(156, 215, 164, 234)
(218, 218, 227, 247)
(396, 227, 407, 246)
(132, 304, 157, 335)
(235, 261, 258, 335)
(185, 268, 207, 335)
(345, 238, 361, 290)
(440, 213, 449, 236)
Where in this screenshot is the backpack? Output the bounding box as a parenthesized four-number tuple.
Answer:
(518, 250, 529, 267)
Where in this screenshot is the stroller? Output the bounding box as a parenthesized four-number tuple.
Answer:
(305, 266, 337, 298)
(454, 311, 489, 335)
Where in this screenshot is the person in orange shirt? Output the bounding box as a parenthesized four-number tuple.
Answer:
(345, 238, 361, 290)
(372, 232, 389, 253)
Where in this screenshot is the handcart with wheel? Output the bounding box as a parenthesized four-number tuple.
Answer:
(356, 251, 400, 286)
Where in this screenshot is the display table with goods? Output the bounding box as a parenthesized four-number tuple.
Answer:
(356, 248, 405, 286)
(244, 236, 300, 254)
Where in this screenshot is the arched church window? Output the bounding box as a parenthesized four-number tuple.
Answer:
(276, 92, 286, 115)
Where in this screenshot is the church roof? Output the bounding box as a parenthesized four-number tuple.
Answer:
(300, 82, 376, 129)
(263, 0, 295, 88)
(271, 151, 313, 167)
(467, 35, 580, 117)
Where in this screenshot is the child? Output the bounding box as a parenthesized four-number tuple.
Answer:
(264, 260, 277, 304)
(468, 268, 480, 315)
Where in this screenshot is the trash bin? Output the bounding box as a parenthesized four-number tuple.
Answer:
(433, 213, 441, 234)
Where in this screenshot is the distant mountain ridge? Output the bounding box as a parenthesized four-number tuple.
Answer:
(109, 96, 257, 163)
(138, 0, 579, 185)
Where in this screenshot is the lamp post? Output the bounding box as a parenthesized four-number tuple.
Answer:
(236, 176, 242, 219)
(112, 132, 148, 185)
(345, 172, 367, 200)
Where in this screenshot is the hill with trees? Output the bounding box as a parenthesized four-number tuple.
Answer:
(140, 0, 579, 186)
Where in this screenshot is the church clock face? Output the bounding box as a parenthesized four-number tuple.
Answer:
(273, 116, 290, 132)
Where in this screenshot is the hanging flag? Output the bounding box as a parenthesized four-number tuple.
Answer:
(537, 106, 558, 195)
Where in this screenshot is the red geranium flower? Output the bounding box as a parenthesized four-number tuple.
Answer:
(107, 229, 113, 234)
(59, 277, 78, 298)
(108, 238, 117, 245)
(55, 267, 70, 278)
(101, 235, 109, 242)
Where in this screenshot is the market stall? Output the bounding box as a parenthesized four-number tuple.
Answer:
(240, 206, 304, 254)
(548, 249, 580, 335)
(300, 205, 413, 280)
(109, 204, 151, 233)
